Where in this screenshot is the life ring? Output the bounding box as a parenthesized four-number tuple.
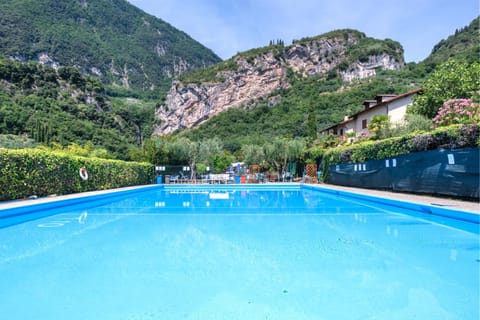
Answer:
(79, 167, 89, 181)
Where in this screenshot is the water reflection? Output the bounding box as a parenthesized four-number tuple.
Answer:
(386, 225, 399, 238)
(450, 249, 457, 261)
(78, 211, 88, 224)
(150, 189, 359, 215)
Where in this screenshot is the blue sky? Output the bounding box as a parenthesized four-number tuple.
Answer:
(127, 0, 479, 62)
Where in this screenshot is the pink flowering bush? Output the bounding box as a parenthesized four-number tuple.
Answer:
(432, 98, 479, 128)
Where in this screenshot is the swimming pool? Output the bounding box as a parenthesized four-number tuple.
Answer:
(0, 184, 478, 319)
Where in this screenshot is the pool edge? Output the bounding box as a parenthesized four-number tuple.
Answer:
(0, 185, 160, 218)
(304, 184, 480, 224)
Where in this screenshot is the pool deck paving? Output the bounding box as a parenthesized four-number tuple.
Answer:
(316, 183, 479, 213)
(0, 183, 478, 214)
(0, 184, 159, 211)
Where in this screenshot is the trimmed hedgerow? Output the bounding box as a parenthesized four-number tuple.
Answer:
(0, 148, 154, 201)
(321, 124, 479, 182)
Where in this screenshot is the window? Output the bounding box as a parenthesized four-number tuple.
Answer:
(362, 119, 368, 129)
(339, 129, 344, 136)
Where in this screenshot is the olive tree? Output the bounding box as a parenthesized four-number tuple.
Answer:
(168, 137, 223, 179)
(241, 144, 264, 166)
(263, 138, 305, 179)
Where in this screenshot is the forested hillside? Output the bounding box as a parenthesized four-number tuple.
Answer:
(0, 0, 221, 95)
(0, 58, 154, 159)
(423, 17, 479, 70)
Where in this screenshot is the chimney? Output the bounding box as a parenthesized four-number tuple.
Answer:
(363, 100, 376, 110)
(375, 94, 397, 104)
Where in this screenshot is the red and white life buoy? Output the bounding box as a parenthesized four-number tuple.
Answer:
(79, 167, 89, 181)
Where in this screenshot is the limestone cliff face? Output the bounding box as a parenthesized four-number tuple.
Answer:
(284, 35, 357, 76)
(155, 52, 289, 135)
(154, 33, 404, 135)
(340, 53, 402, 81)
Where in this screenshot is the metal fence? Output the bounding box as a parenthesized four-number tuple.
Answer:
(154, 164, 303, 184)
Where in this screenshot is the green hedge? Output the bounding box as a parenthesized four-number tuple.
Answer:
(321, 124, 479, 181)
(0, 149, 155, 201)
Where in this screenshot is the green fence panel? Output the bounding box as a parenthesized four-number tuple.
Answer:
(328, 148, 479, 199)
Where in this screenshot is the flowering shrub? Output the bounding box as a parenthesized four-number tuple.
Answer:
(432, 98, 479, 128)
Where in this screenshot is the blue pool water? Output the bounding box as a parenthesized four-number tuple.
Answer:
(0, 184, 479, 320)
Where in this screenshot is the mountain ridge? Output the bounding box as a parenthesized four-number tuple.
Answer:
(0, 0, 221, 93)
(154, 29, 404, 135)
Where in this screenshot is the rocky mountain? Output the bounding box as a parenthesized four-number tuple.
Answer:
(154, 30, 404, 135)
(0, 0, 221, 93)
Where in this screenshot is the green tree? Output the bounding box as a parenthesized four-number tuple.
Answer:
(410, 59, 480, 118)
(168, 137, 223, 178)
(202, 138, 224, 171)
(168, 137, 192, 165)
(368, 114, 390, 139)
(241, 144, 264, 166)
(403, 114, 432, 133)
(263, 138, 305, 178)
(129, 137, 169, 164)
(210, 151, 234, 173)
(306, 99, 318, 141)
(0, 134, 37, 149)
